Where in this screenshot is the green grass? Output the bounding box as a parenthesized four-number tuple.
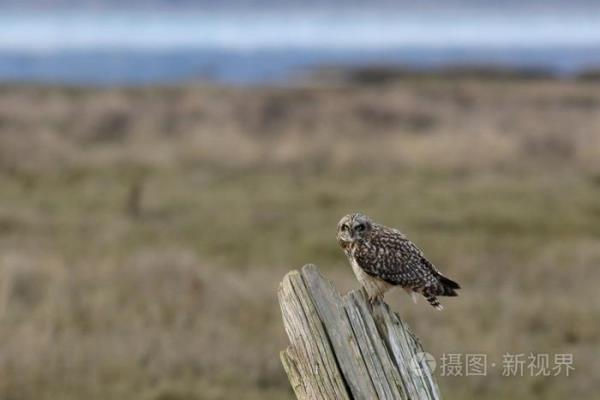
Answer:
(5, 164, 598, 267)
(1, 162, 599, 399)
(1, 80, 599, 399)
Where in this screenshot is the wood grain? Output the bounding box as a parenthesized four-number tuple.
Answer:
(278, 264, 442, 400)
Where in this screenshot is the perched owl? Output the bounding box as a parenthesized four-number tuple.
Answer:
(337, 212, 460, 310)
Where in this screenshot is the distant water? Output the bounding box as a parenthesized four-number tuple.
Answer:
(1, 10, 600, 85)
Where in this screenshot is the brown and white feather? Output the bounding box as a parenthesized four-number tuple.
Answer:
(337, 213, 460, 310)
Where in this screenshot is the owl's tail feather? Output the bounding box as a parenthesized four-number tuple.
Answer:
(437, 275, 460, 297)
(423, 275, 460, 310)
(425, 294, 443, 311)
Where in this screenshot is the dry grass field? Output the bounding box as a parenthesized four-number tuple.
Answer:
(0, 77, 599, 399)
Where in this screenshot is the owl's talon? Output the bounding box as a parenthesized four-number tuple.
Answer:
(366, 296, 376, 312)
(368, 295, 382, 306)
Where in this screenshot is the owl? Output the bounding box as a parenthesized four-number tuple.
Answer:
(337, 212, 460, 310)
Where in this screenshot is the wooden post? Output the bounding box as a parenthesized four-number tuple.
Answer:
(278, 264, 442, 400)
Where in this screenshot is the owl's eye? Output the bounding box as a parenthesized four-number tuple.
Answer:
(341, 224, 349, 231)
(355, 224, 366, 232)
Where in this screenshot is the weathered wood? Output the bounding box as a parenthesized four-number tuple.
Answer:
(278, 264, 442, 400)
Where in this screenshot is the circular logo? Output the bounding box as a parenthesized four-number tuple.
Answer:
(410, 352, 436, 377)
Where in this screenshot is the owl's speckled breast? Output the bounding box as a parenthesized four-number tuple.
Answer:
(349, 242, 392, 300)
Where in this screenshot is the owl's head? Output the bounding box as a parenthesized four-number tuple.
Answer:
(337, 212, 373, 247)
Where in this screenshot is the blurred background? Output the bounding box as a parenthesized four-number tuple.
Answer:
(0, 1, 599, 399)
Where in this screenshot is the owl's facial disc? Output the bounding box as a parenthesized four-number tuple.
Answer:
(350, 213, 371, 240)
(337, 213, 371, 246)
(337, 216, 354, 244)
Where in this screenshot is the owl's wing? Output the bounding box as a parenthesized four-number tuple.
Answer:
(354, 226, 443, 289)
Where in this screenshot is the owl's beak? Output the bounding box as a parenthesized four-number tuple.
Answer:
(340, 231, 353, 243)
